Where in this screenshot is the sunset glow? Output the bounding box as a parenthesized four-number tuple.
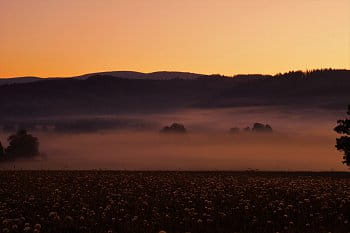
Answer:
(0, 0, 349, 77)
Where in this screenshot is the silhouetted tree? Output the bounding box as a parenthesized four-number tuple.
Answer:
(252, 123, 273, 133)
(334, 105, 350, 166)
(161, 123, 187, 134)
(252, 123, 265, 131)
(5, 129, 39, 158)
(0, 141, 4, 157)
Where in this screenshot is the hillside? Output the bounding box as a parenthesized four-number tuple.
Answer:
(0, 69, 349, 120)
(0, 71, 207, 86)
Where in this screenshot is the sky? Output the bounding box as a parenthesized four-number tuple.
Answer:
(0, 0, 349, 78)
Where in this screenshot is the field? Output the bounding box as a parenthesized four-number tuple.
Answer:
(0, 171, 349, 233)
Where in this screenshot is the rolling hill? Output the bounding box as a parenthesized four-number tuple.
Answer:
(0, 69, 349, 120)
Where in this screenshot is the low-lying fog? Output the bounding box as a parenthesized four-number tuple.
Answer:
(0, 107, 348, 171)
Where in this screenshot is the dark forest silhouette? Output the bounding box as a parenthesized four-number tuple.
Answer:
(0, 69, 349, 119)
(0, 130, 40, 161)
(334, 105, 350, 166)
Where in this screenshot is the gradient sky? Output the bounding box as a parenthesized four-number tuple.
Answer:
(0, 0, 349, 78)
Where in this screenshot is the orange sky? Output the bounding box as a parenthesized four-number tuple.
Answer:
(0, 0, 349, 78)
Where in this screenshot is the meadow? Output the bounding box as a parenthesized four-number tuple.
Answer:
(0, 171, 349, 233)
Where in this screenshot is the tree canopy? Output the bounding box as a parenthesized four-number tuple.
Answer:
(334, 105, 350, 166)
(252, 123, 273, 133)
(5, 129, 40, 158)
(161, 123, 187, 134)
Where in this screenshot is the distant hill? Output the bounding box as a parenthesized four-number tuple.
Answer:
(0, 77, 42, 86)
(0, 71, 207, 86)
(0, 69, 349, 120)
(72, 71, 206, 80)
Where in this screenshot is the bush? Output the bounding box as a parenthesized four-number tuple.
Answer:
(252, 123, 273, 133)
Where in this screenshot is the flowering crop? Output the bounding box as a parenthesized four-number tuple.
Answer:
(0, 171, 349, 233)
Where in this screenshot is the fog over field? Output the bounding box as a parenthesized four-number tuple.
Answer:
(0, 107, 347, 171)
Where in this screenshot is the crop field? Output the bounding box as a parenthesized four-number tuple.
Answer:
(0, 171, 349, 233)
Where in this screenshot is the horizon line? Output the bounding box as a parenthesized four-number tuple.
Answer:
(1, 67, 349, 80)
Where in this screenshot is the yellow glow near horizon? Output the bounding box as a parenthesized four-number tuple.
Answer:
(0, 0, 349, 78)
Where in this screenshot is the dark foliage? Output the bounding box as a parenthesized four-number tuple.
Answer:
(5, 130, 39, 159)
(0, 141, 4, 157)
(265, 124, 273, 132)
(334, 105, 350, 166)
(252, 123, 273, 133)
(161, 123, 187, 134)
(229, 124, 273, 134)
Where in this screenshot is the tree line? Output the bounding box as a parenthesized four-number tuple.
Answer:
(160, 122, 273, 134)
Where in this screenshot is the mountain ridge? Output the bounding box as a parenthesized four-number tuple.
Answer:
(2, 69, 349, 86)
(0, 71, 208, 86)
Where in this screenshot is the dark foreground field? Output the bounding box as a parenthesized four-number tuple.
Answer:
(0, 171, 349, 233)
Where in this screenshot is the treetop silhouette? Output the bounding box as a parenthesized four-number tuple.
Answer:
(334, 105, 350, 166)
(3, 129, 40, 160)
(161, 123, 187, 134)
